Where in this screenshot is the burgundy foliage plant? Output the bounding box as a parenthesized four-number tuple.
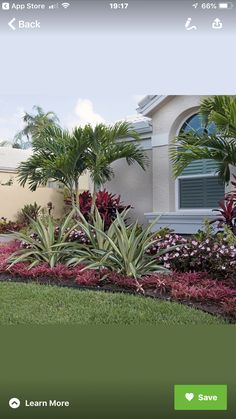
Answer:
(66, 190, 129, 228)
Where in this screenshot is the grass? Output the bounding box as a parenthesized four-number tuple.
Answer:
(0, 282, 226, 325)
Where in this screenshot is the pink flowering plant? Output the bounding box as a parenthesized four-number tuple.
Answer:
(148, 229, 236, 280)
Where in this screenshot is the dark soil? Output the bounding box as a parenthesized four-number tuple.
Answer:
(0, 273, 234, 324)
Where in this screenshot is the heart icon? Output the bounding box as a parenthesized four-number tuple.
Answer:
(185, 393, 194, 401)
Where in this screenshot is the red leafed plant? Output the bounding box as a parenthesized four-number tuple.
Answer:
(94, 190, 129, 228)
(0, 241, 236, 319)
(79, 191, 92, 217)
(225, 174, 236, 203)
(0, 217, 25, 234)
(209, 174, 236, 234)
(211, 198, 236, 234)
(66, 190, 129, 228)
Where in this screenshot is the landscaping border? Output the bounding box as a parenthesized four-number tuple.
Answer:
(0, 273, 234, 324)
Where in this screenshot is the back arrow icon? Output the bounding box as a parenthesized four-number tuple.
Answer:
(8, 18, 16, 31)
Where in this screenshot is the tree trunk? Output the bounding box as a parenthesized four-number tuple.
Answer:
(71, 186, 76, 207)
(91, 183, 97, 215)
(74, 178, 80, 209)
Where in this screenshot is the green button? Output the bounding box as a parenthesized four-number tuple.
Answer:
(174, 385, 227, 410)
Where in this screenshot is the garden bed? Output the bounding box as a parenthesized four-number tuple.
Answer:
(0, 242, 235, 323)
(0, 273, 232, 323)
(0, 269, 235, 324)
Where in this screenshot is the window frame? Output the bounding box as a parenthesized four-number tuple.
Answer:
(174, 111, 225, 213)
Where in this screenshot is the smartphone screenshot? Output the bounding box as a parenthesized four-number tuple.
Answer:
(0, 0, 235, 418)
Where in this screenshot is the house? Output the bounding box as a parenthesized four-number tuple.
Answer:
(0, 147, 89, 220)
(2, 96, 229, 232)
(107, 95, 230, 234)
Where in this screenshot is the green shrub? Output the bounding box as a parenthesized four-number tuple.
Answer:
(7, 210, 78, 268)
(66, 208, 175, 278)
(17, 202, 41, 225)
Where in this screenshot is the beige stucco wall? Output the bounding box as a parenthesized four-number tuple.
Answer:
(151, 95, 202, 212)
(0, 170, 90, 220)
(78, 170, 91, 191)
(0, 171, 64, 219)
(105, 150, 153, 224)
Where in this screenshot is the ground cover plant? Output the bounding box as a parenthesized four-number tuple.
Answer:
(0, 217, 25, 234)
(0, 205, 236, 323)
(0, 240, 235, 322)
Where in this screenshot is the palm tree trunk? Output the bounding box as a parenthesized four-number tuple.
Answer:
(71, 186, 76, 207)
(91, 183, 97, 215)
(74, 178, 80, 209)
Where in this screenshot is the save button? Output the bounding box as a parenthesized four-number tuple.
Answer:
(174, 384, 227, 410)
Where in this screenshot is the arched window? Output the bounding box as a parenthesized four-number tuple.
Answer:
(177, 114, 225, 209)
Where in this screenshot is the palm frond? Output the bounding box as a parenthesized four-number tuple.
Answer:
(170, 131, 236, 183)
(83, 122, 149, 189)
(200, 96, 236, 137)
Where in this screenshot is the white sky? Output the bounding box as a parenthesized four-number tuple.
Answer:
(0, 94, 145, 142)
(1, 8, 235, 143)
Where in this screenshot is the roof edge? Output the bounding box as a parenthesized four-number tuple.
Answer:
(137, 95, 170, 116)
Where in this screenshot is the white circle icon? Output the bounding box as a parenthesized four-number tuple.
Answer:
(9, 398, 21, 409)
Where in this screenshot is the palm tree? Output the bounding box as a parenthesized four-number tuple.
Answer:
(13, 106, 59, 149)
(83, 121, 149, 210)
(17, 121, 149, 209)
(170, 96, 236, 183)
(17, 126, 89, 207)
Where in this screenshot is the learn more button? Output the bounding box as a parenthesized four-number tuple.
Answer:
(174, 385, 227, 410)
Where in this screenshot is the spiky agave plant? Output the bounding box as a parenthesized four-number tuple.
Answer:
(7, 209, 78, 268)
(66, 207, 177, 278)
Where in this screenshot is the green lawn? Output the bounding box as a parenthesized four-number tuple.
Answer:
(0, 282, 226, 325)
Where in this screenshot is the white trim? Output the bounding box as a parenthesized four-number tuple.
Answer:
(140, 140, 152, 150)
(175, 109, 199, 136)
(175, 110, 198, 211)
(178, 173, 217, 179)
(145, 211, 216, 216)
(124, 135, 152, 150)
(137, 95, 169, 116)
(144, 211, 216, 234)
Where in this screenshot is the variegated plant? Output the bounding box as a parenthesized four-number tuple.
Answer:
(7, 209, 78, 268)
(66, 208, 176, 278)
